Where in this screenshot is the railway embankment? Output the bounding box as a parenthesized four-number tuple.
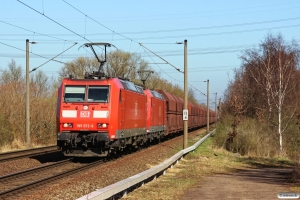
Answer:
(123, 136, 300, 200)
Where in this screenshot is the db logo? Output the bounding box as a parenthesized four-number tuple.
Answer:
(80, 111, 90, 117)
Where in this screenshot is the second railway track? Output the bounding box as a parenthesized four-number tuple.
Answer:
(0, 158, 105, 199)
(0, 145, 60, 162)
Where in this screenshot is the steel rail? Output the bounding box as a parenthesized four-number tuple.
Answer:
(0, 159, 105, 199)
(0, 145, 59, 162)
(0, 158, 73, 182)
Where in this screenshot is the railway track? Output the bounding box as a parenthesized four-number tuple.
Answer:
(0, 145, 60, 162)
(0, 158, 105, 199)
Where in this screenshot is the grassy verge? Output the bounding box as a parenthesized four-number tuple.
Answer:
(123, 134, 299, 200)
(0, 138, 51, 152)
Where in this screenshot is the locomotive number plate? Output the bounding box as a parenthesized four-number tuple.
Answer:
(76, 124, 94, 128)
(80, 111, 90, 117)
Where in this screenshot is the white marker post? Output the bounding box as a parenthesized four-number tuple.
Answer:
(183, 109, 188, 121)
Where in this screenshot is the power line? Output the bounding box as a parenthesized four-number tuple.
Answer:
(0, 41, 66, 64)
(60, 0, 192, 79)
(142, 46, 182, 83)
(12, 21, 296, 42)
(4, 17, 298, 41)
(62, 0, 138, 44)
(107, 23, 300, 41)
(0, 20, 75, 43)
(17, 0, 93, 43)
(139, 43, 206, 96)
(189, 83, 206, 96)
(30, 42, 77, 72)
(3, 15, 300, 37)
(49, 5, 299, 24)
(139, 43, 184, 73)
(16, 0, 101, 57)
(116, 16, 300, 34)
(8, 1, 299, 23)
(0, 53, 85, 58)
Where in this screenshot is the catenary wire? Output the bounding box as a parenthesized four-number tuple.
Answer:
(0, 41, 66, 64)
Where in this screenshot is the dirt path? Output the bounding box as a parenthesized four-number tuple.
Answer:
(180, 167, 295, 200)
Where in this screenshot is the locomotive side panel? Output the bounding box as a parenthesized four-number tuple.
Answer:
(144, 89, 167, 140)
(117, 89, 147, 139)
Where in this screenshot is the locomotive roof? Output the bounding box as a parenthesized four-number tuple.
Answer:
(62, 77, 145, 94)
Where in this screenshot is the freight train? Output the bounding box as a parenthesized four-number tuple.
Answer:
(56, 43, 216, 157)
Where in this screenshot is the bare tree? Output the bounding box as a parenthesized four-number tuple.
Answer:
(222, 69, 246, 149)
(58, 51, 152, 82)
(58, 57, 99, 80)
(30, 71, 51, 97)
(240, 34, 300, 153)
(105, 50, 151, 80)
(1, 59, 24, 94)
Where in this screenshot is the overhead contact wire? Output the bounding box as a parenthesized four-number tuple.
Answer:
(17, 0, 93, 43)
(143, 47, 181, 83)
(0, 41, 66, 64)
(62, 0, 139, 44)
(139, 43, 184, 74)
(0, 20, 74, 43)
(30, 42, 77, 72)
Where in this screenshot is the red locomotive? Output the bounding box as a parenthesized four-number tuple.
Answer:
(56, 43, 215, 157)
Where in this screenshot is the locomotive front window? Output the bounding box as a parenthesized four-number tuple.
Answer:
(64, 86, 86, 102)
(88, 86, 109, 102)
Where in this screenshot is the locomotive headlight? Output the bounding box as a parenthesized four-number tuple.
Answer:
(97, 123, 108, 128)
(63, 123, 73, 128)
(83, 105, 88, 110)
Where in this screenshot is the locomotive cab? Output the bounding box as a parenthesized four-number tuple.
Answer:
(56, 78, 113, 156)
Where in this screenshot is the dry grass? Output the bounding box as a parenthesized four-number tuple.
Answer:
(0, 139, 26, 152)
(123, 136, 298, 200)
(0, 138, 45, 153)
(123, 137, 247, 200)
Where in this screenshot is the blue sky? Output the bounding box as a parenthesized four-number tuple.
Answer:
(1, 1, 300, 107)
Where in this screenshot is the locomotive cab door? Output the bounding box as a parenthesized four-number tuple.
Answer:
(119, 89, 125, 133)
